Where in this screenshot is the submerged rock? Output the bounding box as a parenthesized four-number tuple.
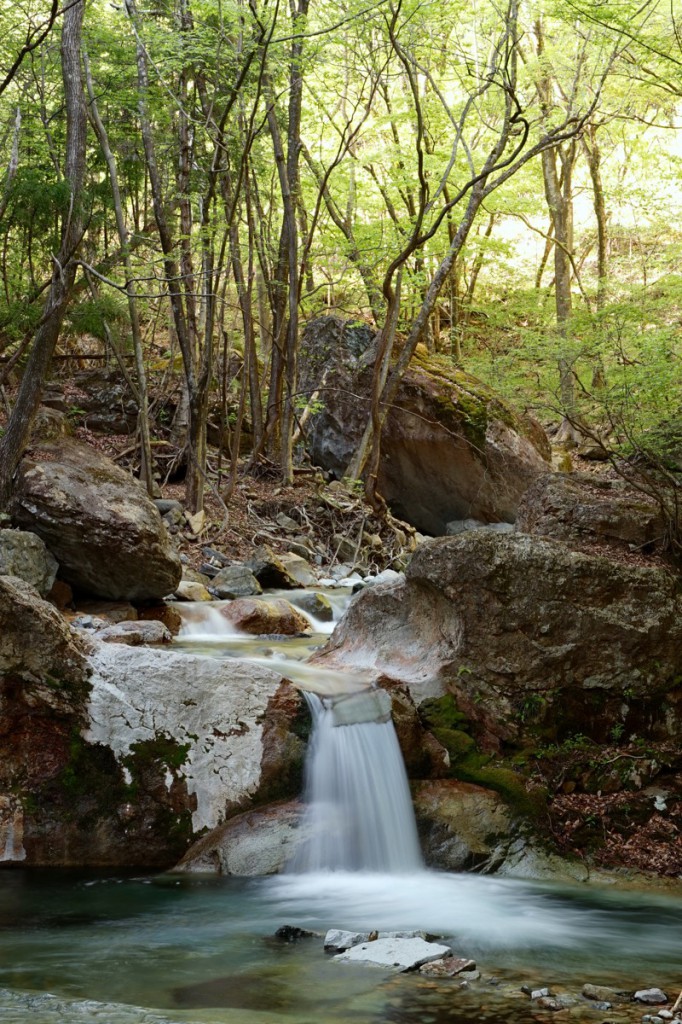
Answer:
(9, 439, 181, 601)
(583, 984, 632, 1004)
(420, 957, 477, 977)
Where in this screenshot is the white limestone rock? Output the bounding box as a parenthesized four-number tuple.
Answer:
(335, 936, 452, 972)
(324, 929, 371, 952)
(85, 642, 285, 831)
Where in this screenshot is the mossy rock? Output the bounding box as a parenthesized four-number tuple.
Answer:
(419, 694, 470, 732)
(408, 350, 548, 454)
(431, 727, 476, 764)
(452, 761, 547, 819)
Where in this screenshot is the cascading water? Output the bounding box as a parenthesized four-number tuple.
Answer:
(289, 689, 423, 873)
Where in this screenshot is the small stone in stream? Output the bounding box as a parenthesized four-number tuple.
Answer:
(201, 546, 231, 567)
(274, 925, 315, 943)
(324, 929, 370, 952)
(96, 620, 172, 646)
(420, 957, 477, 977)
(635, 990, 669, 1005)
(531, 988, 553, 1000)
(72, 614, 107, 630)
(175, 580, 212, 602)
(278, 552, 317, 586)
(536, 997, 563, 1011)
(295, 592, 334, 622)
(210, 565, 262, 599)
(658, 1012, 674, 1020)
(591, 1001, 613, 1011)
(335, 936, 452, 972)
(583, 985, 632, 1004)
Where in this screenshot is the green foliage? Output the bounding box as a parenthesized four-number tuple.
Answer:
(67, 296, 129, 342)
(6, 168, 72, 230)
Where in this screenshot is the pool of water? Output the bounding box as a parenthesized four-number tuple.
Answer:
(1, 869, 680, 1024)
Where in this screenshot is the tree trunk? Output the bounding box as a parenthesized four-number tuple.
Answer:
(583, 126, 608, 310)
(0, 0, 87, 506)
(84, 51, 155, 495)
(541, 142, 581, 442)
(126, 0, 206, 511)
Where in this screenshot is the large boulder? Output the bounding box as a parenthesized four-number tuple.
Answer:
(0, 576, 90, 863)
(516, 472, 672, 557)
(85, 644, 305, 837)
(173, 800, 304, 875)
(0, 528, 58, 596)
(415, 780, 591, 881)
(414, 780, 516, 872)
(315, 532, 682, 749)
(298, 315, 550, 533)
(67, 369, 139, 434)
(0, 573, 87, 693)
(9, 438, 182, 600)
(0, 575, 308, 866)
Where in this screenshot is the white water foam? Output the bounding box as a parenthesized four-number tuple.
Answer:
(176, 603, 239, 639)
(268, 868, 669, 953)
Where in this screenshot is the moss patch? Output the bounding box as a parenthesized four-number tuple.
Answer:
(453, 762, 547, 819)
(431, 727, 476, 763)
(124, 733, 191, 775)
(419, 694, 471, 732)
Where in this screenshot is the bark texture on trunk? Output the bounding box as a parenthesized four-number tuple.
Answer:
(0, 0, 87, 507)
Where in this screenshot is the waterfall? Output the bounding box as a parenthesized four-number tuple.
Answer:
(289, 689, 423, 873)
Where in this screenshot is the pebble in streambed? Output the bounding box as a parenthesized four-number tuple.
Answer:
(277, 924, 681, 1023)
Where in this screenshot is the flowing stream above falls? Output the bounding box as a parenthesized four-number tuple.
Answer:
(174, 588, 370, 695)
(2, 586, 682, 1024)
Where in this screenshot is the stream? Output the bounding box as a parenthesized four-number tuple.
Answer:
(1, 586, 681, 1024)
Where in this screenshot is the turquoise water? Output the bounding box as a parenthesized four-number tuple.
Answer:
(1, 869, 681, 1024)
